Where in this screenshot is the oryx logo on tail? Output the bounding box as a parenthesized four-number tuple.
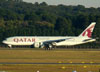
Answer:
(82, 24, 95, 38)
(79, 22, 96, 38)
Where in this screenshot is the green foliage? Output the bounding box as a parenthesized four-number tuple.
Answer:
(55, 17, 72, 35)
(0, 1, 100, 46)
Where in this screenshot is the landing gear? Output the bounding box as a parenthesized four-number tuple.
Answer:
(8, 45, 12, 48)
(44, 44, 56, 50)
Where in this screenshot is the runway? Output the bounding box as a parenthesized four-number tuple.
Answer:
(0, 62, 100, 65)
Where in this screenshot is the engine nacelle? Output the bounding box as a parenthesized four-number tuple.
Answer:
(34, 42, 40, 48)
(33, 42, 43, 48)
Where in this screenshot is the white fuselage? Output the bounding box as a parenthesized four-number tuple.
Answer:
(2, 36, 95, 46)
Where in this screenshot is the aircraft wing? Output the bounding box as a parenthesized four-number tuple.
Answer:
(43, 38, 72, 44)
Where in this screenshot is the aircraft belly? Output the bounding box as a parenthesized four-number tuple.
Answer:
(5, 42, 34, 46)
(14, 42, 33, 45)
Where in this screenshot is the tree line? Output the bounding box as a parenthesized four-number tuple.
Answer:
(0, 0, 100, 47)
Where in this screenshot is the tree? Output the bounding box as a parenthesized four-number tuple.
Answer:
(24, 12, 39, 22)
(41, 14, 56, 24)
(34, 2, 39, 6)
(0, 18, 5, 28)
(40, 2, 48, 6)
(74, 14, 89, 29)
(55, 17, 72, 35)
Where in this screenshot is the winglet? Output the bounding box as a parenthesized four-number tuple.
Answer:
(79, 22, 96, 38)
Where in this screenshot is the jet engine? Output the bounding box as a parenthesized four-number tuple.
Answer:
(34, 42, 40, 48)
(31, 42, 42, 48)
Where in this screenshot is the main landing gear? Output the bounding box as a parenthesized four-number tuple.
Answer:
(44, 44, 56, 50)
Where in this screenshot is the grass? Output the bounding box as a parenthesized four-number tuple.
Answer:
(0, 48, 100, 72)
(0, 64, 100, 72)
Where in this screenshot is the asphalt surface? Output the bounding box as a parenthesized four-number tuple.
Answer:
(0, 62, 100, 65)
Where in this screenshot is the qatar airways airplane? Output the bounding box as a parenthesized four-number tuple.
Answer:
(3, 22, 96, 49)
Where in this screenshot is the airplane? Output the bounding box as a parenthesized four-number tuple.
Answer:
(2, 22, 96, 50)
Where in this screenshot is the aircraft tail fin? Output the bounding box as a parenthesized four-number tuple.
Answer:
(79, 22, 96, 38)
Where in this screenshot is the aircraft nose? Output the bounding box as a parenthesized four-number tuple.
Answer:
(2, 40, 7, 44)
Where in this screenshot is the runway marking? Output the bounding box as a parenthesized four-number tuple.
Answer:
(0, 63, 100, 65)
